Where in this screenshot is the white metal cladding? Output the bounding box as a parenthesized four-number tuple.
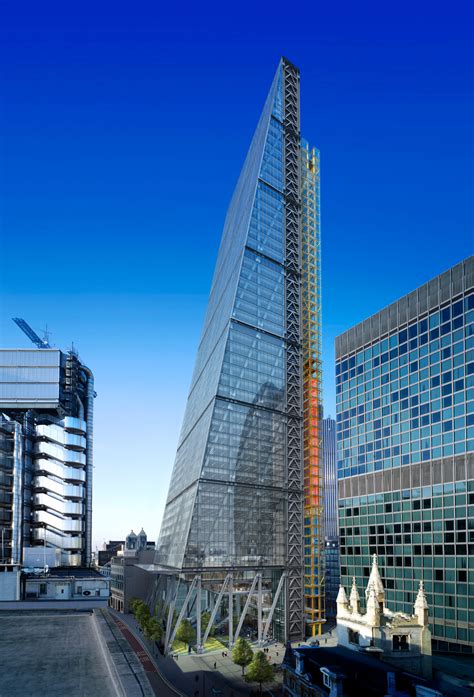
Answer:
(0, 349, 60, 407)
(31, 419, 86, 564)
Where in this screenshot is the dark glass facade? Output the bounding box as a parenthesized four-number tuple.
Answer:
(336, 258, 474, 653)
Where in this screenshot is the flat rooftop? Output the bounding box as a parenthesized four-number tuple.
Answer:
(0, 612, 118, 697)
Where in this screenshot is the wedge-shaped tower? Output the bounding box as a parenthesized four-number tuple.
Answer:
(156, 58, 322, 642)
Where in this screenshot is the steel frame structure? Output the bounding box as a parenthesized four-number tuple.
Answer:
(282, 57, 305, 640)
(163, 570, 284, 654)
(301, 142, 325, 635)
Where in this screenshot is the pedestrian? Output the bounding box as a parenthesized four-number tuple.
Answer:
(213, 661, 217, 669)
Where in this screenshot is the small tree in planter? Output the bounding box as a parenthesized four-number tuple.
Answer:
(232, 637, 253, 676)
(245, 650, 274, 695)
(175, 618, 196, 650)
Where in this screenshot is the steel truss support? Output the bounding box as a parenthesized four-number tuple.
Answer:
(164, 576, 179, 652)
(201, 573, 232, 648)
(168, 575, 199, 652)
(282, 57, 304, 641)
(262, 572, 286, 642)
(233, 572, 261, 644)
(257, 573, 263, 645)
(228, 573, 234, 648)
(196, 575, 202, 651)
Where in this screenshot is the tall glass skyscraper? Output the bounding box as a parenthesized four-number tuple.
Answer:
(156, 58, 323, 644)
(336, 257, 473, 653)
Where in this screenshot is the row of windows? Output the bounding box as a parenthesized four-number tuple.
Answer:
(336, 295, 474, 376)
(337, 327, 472, 387)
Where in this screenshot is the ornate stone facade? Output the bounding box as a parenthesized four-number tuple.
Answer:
(336, 554, 432, 678)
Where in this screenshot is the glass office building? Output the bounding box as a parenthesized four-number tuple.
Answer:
(322, 417, 339, 619)
(0, 348, 94, 567)
(335, 257, 474, 653)
(156, 58, 323, 642)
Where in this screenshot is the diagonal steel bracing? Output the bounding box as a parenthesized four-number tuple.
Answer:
(262, 572, 286, 641)
(282, 57, 304, 641)
(168, 575, 199, 651)
(201, 573, 232, 648)
(233, 572, 261, 644)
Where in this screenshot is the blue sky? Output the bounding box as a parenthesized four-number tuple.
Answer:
(0, 1, 472, 549)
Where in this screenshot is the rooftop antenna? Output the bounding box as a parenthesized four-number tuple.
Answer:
(12, 318, 51, 349)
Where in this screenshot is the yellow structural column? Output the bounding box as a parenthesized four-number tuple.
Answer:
(301, 141, 324, 637)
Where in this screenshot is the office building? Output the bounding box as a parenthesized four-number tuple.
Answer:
(97, 540, 125, 568)
(154, 57, 323, 647)
(322, 417, 339, 619)
(0, 328, 94, 568)
(110, 528, 155, 613)
(335, 257, 474, 653)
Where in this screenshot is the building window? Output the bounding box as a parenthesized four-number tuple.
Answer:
(393, 635, 409, 651)
(348, 628, 360, 645)
(77, 586, 82, 594)
(39, 583, 47, 595)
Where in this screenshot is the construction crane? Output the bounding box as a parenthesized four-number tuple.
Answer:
(12, 318, 51, 349)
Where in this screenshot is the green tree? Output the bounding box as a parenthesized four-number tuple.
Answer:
(232, 637, 253, 676)
(201, 611, 215, 638)
(129, 598, 141, 614)
(245, 650, 274, 695)
(144, 617, 163, 643)
(132, 600, 151, 632)
(175, 619, 196, 649)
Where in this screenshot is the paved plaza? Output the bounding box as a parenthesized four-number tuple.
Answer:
(113, 610, 339, 696)
(158, 645, 285, 696)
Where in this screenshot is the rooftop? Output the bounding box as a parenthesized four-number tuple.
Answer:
(0, 612, 117, 697)
(284, 644, 432, 696)
(335, 256, 473, 359)
(23, 567, 105, 579)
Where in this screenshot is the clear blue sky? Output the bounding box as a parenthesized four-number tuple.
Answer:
(0, 1, 472, 550)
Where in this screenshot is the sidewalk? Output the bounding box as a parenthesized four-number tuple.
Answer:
(106, 610, 184, 697)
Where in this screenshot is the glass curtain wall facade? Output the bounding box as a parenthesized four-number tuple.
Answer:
(322, 417, 339, 619)
(156, 58, 323, 640)
(0, 348, 94, 567)
(335, 257, 474, 653)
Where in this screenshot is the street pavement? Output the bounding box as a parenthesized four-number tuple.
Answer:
(106, 610, 185, 697)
